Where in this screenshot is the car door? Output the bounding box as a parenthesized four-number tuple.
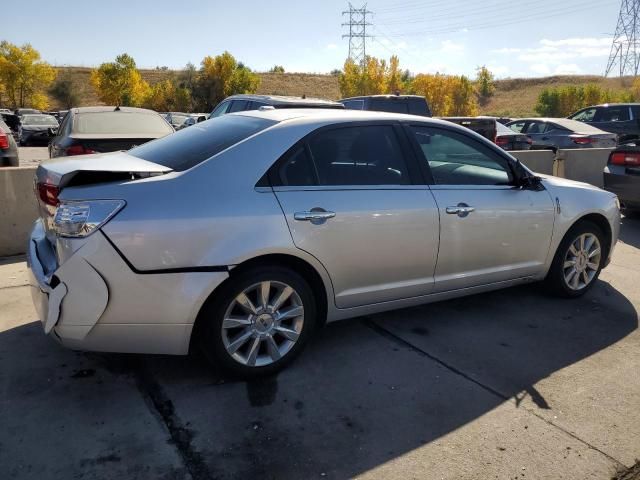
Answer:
(524, 121, 555, 149)
(271, 122, 440, 309)
(404, 124, 555, 293)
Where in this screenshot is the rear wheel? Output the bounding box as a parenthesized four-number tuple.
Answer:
(199, 267, 317, 378)
(545, 221, 606, 297)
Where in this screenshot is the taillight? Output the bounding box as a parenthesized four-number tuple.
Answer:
(0, 131, 8, 149)
(571, 136, 592, 145)
(65, 144, 96, 156)
(610, 152, 640, 166)
(37, 182, 60, 207)
(495, 136, 509, 146)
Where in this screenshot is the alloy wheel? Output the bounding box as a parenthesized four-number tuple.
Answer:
(563, 233, 601, 291)
(221, 281, 304, 367)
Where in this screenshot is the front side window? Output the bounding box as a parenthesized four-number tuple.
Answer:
(508, 121, 526, 133)
(409, 126, 513, 186)
(307, 125, 410, 186)
(228, 100, 249, 113)
(570, 108, 597, 122)
(210, 101, 230, 118)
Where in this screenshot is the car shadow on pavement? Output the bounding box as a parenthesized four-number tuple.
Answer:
(2, 276, 636, 479)
(619, 214, 640, 249)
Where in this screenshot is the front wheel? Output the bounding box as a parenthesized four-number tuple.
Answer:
(199, 267, 317, 378)
(545, 221, 606, 297)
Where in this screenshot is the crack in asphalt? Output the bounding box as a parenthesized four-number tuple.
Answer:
(363, 317, 628, 470)
(133, 360, 215, 480)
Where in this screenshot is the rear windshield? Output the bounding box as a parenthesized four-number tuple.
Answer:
(74, 112, 173, 135)
(129, 114, 275, 171)
(551, 118, 608, 134)
(21, 114, 58, 126)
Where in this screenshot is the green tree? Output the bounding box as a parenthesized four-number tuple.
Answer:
(49, 70, 83, 109)
(269, 65, 285, 73)
(475, 65, 495, 100)
(90, 53, 150, 106)
(0, 41, 56, 109)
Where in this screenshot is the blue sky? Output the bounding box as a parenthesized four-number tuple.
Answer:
(2, 0, 622, 78)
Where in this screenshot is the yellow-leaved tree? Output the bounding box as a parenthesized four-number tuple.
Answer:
(90, 53, 150, 107)
(410, 73, 478, 116)
(0, 41, 56, 109)
(193, 52, 260, 111)
(144, 79, 192, 112)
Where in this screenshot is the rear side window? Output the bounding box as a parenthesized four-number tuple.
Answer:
(130, 115, 275, 171)
(595, 106, 630, 122)
(370, 99, 409, 114)
(74, 112, 173, 135)
(525, 122, 548, 134)
(308, 126, 410, 186)
(342, 100, 365, 110)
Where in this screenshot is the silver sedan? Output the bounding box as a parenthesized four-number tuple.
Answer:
(27, 109, 620, 377)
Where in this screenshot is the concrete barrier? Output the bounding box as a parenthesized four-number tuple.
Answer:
(556, 148, 613, 188)
(0, 167, 38, 257)
(509, 150, 555, 175)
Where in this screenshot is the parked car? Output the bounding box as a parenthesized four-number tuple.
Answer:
(210, 94, 344, 118)
(604, 143, 640, 215)
(27, 109, 620, 377)
(1, 112, 20, 139)
(506, 118, 617, 151)
(569, 103, 640, 144)
(0, 119, 19, 166)
(340, 94, 431, 116)
(164, 112, 190, 130)
(49, 106, 174, 158)
(496, 122, 532, 150)
(15, 108, 41, 117)
(18, 114, 59, 146)
(440, 117, 497, 142)
(178, 114, 208, 130)
(0, 108, 12, 115)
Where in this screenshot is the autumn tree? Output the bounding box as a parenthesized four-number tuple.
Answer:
(410, 73, 478, 116)
(144, 79, 191, 112)
(387, 55, 404, 94)
(90, 53, 150, 106)
(0, 41, 56, 109)
(49, 70, 83, 109)
(192, 51, 260, 111)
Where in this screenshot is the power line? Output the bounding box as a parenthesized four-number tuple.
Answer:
(605, 0, 640, 77)
(342, 3, 373, 65)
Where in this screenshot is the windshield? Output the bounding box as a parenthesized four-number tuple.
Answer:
(497, 123, 516, 134)
(130, 114, 275, 171)
(22, 114, 58, 126)
(74, 112, 174, 135)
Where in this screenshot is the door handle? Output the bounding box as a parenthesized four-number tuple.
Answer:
(294, 208, 336, 225)
(446, 203, 475, 218)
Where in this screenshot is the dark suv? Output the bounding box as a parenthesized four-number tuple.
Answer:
(210, 94, 344, 118)
(568, 103, 640, 144)
(340, 95, 431, 117)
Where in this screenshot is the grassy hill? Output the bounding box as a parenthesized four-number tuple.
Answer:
(47, 67, 634, 117)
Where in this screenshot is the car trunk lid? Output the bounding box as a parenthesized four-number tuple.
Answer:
(65, 133, 164, 155)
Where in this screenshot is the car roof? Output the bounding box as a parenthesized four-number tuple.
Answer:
(232, 107, 458, 128)
(225, 94, 342, 106)
(69, 106, 160, 115)
(340, 94, 425, 100)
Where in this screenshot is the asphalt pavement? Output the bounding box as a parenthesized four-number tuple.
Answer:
(1, 207, 639, 479)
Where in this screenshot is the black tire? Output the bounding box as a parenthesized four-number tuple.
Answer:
(544, 220, 607, 298)
(198, 266, 317, 378)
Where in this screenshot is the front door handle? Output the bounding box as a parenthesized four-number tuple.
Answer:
(294, 208, 336, 225)
(446, 203, 475, 218)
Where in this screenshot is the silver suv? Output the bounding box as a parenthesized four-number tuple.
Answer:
(27, 109, 620, 377)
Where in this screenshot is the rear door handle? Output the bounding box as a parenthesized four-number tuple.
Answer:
(446, 203, 475, 218)
(294, 208, 336, 225)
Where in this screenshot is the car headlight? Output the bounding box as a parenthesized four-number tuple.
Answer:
(614, 196, 621, 210)
(53, 200, 125, 238)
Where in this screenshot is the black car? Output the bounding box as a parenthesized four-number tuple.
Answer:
(568, 103, 640, 144)
(1, 113, 20, 140)
(604, 144, 640, 215)
(18, 114, 59, 146)
(49, 106, 174, 158)
(210, 94, 344, 118)
(0, 119, 19, 167)
(340, 94, 431, 117)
